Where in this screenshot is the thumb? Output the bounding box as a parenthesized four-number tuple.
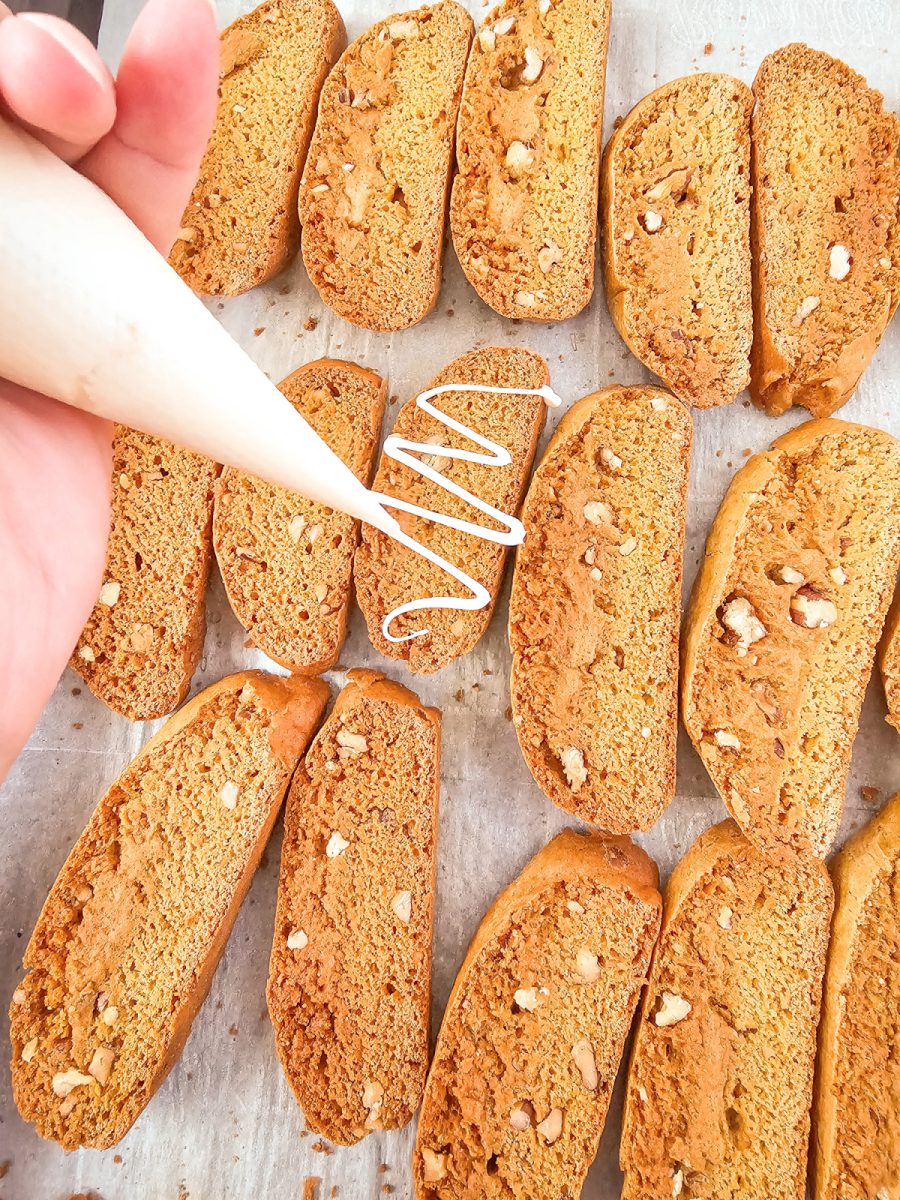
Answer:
(78, 0, 220, 253)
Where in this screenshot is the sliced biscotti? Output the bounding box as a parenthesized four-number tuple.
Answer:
(682, 419, 900, 859)
(451, 0, 610, 320)
(878, 589, 900, 732)
(9, 672, 328, 1150)
(267, 669, 440, 1144)
(355, 347, 550, 673)
(413, 830, 661, 1198)
(169, 0, 345, 296)
(813, 791, 900, 1200)
(509, 387, 691, 832)
(620, 820, 833, 1200)
(299, 2, 472, 331)
(71, 428, 219, 720)
(602, 73, 753, 408)
(750, 45, 900, 417)
(214, 360, 386, 673)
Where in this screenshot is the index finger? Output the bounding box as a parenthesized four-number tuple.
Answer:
(0, 8, 116, 162)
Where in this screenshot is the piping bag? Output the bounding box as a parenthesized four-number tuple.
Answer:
(0, 117, 402, 540)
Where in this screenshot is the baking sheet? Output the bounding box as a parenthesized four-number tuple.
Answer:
(2, 0, 899, 1195)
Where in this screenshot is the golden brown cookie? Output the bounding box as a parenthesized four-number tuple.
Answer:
(10, 673, 328, 1149)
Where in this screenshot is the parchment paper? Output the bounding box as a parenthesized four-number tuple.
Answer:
(2, 0, 898, 1195)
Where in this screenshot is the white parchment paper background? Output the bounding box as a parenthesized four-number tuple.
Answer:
(2, 0, 898, 1195)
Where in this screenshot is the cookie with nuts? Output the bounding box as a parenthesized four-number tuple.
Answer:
(170, 0, 345, 296)
(813, 790, 900, 1200)
(509, 386, 692, 831)
(601, 73, 753, 408)
(71, 428, 220, 720)
(267, 669, 440, 1144)
(750, 44, 900, 417)
(414, 829, 661, 1199)
(298, 1, 473, 331)
(450, 0, 611, 321)
(682, 418, 900, 857)
(10, 671, 328, 1149)
(621, 820, 832, 1200)
(213, 359, 386, 673)
(355, 346, 550, 673)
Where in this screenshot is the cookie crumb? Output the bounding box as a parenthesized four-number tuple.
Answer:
(704, 41, 714, 54)
(304, 316, 319, 332)
(254, 326, 265, 336)
(860, 785, 880, 804)
(303, 1180, 320, 1200)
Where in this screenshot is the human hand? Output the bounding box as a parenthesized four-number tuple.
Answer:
(0, 0, 219, 782)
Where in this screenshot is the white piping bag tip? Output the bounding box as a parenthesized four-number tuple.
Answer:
(0, 120, 407, 533)
(358, 491, 404, 538)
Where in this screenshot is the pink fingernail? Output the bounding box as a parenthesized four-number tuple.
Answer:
(17, 12, 112, 89)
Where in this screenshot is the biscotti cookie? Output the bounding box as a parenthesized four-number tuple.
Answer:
(602, 74, 753, 408)
(509, 387, 691, 831)
(214, 360, 386, 673)
(813, 791, 899, 1200)
(750, 45, 900, 417)
(71, 428, 219, 720)
(9, 671, 328, 1150)
(355, 347, 550, 673)
(682, 419, 900, 858)
(620, 820, 833, 1200)
(413, 830, 661, 1198)
(878, 590, 900, 732)
(451, 0, 610, 320)
(298, 2, 472, 331)
(268, 670, 440, 1144)
(170, 0, 345, 296)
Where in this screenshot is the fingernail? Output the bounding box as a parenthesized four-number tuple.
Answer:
(17, 12, 112, 89)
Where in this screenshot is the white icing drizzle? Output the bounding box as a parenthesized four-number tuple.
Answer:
(371, 381, 562, 643)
